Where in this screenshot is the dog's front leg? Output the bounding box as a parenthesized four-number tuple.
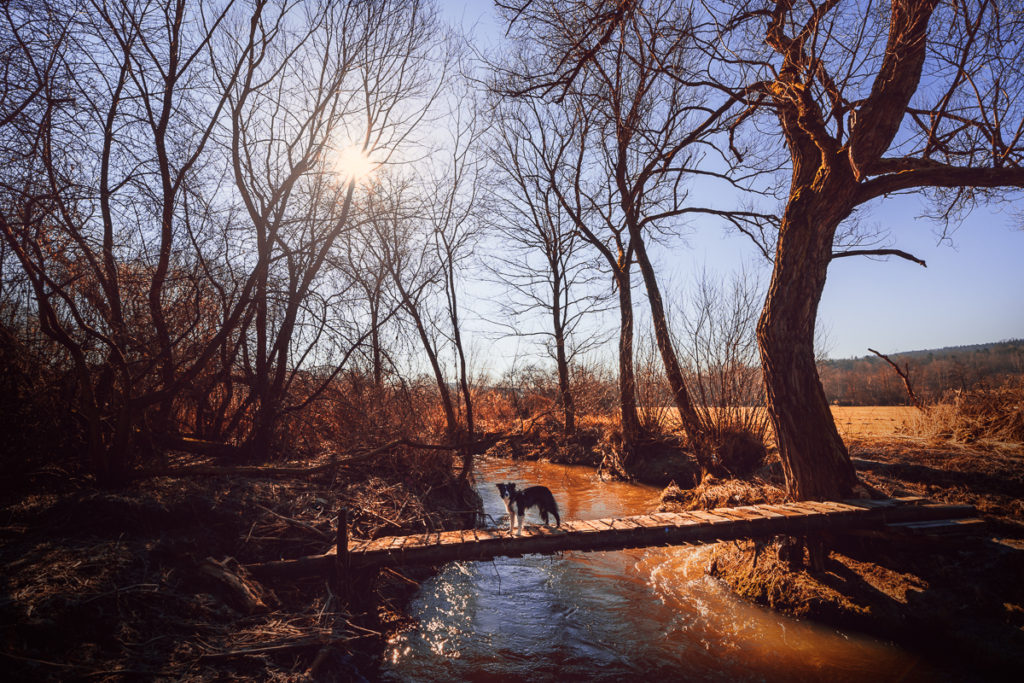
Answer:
(516, 511, 524, 536)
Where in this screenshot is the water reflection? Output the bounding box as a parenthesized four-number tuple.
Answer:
(382, 457, 945, 682)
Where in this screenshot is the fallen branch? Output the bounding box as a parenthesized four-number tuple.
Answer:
(153, 434, 246, 459)
(199, 557, 278, 614)
(253, 503, 331, 541)
(131, 458, 340, 480)
(135, 433, 516, 480)
(200, 634, 360, 661)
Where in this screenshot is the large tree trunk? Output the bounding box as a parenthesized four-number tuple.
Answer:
(757, 172, 858, 500)
(754, 0, 942, 503)
(249, 399, 277, 462)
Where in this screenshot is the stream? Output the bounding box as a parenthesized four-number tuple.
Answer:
(381, 457, 947, 681)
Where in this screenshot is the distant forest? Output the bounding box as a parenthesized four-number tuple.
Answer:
(819, 340, 1024, 406)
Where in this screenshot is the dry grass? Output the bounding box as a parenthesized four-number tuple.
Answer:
(660, 402, 1018, 443)
(658, 474, 787, 511)
(898, 382, 1024, 445)
(0, 444, 478, 681)
(652, 404, 912, 441)
(830, 406, 921, 438)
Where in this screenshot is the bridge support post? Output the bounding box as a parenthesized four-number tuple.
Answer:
(332, 505, 350, 594)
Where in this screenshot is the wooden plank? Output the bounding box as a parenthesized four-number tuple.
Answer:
(842, 498, 885, 509)
(625, 515, 661, 529)
(815, 500, 862, 511)
(248, 498, 976, 577)
(394, 535, 421, 551)
(887, 517, 986, 536)
(733, 505, 784, 519)
(720, 506, 769, 520)
(759, 503, 809, 518)
(473, 528, 504, 543)
(439, 530, 464, 545)
(360, 537, 395, 553)
(610, 518, 644, 531)
(685, 510, 735, 524)
(882, 502, 976, 525)
(347, 539, 372, 553)
(809, 501, 858, 515)
(668, 511, 715, 525)
(708, 508, 755, 522)
(784, 502, 829, 516)
(660, 512, 703, 527)
(889, 518, 983, 530)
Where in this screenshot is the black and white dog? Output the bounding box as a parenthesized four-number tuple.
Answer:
(496, 482, 561, 536)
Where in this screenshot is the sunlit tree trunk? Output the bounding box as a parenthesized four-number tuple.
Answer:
(758, 168, 859, 499)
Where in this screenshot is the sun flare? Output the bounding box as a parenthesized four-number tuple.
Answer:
(332, 145, 377, 183)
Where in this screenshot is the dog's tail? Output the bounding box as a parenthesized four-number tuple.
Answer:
(548, 490, 561, 527)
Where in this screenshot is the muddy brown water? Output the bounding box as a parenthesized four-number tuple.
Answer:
(381, 457, 947, 682)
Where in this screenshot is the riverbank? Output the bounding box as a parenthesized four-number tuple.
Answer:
(668, 436, 1024, 681)
(0, 449, 478, 681)
(483, 417, 705, 488)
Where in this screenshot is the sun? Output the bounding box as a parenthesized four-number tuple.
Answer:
(332, 145, 378, 183)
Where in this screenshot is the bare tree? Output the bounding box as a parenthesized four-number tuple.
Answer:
(495, 0, 774, 460)
(715, 0, 1024, 499)
(487, 97, 610, 435)
(0, 0, 260, 480)
(218, 0, 449, 459)
(0, 0, 454, 478)
(365, 171, 462, 439)
(676, 267, 770, 457)
(427, 82, 484, 445)
(499, 0, 1024, 500)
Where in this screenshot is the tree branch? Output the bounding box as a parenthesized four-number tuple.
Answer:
(831, 249, 926, 267)
(868, 348, 925, 411)
(856, 165, 1024, 203)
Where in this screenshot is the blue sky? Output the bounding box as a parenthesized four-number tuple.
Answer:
(674, 194, 1024, 359)
(442, 1, 1024, 361)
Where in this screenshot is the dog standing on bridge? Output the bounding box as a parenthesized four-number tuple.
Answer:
(496, 482, 561, 536)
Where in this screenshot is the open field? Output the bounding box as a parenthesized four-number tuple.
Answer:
(830, 406, 921, 438)
(648, 405, 922, 439)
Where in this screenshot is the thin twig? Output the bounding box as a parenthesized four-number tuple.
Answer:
(254, 503, 331, 541)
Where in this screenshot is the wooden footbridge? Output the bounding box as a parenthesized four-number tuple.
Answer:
(245, 497, 980, 580)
